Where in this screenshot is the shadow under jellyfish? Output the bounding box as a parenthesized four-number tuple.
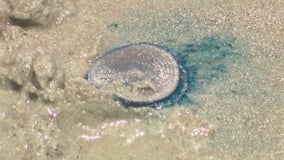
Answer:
(87, 43, 189, 108)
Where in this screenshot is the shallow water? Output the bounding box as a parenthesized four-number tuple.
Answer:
(0, 0, 283, 160)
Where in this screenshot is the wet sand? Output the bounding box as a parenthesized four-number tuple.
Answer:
(0, 0, 283, 159)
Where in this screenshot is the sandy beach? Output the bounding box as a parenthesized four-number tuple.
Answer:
(0, 0, 283, 159)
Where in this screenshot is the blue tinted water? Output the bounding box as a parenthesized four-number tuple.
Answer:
(159, 35, 240, 108)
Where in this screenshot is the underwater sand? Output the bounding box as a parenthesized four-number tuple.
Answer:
(0, 0, 283, 159)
